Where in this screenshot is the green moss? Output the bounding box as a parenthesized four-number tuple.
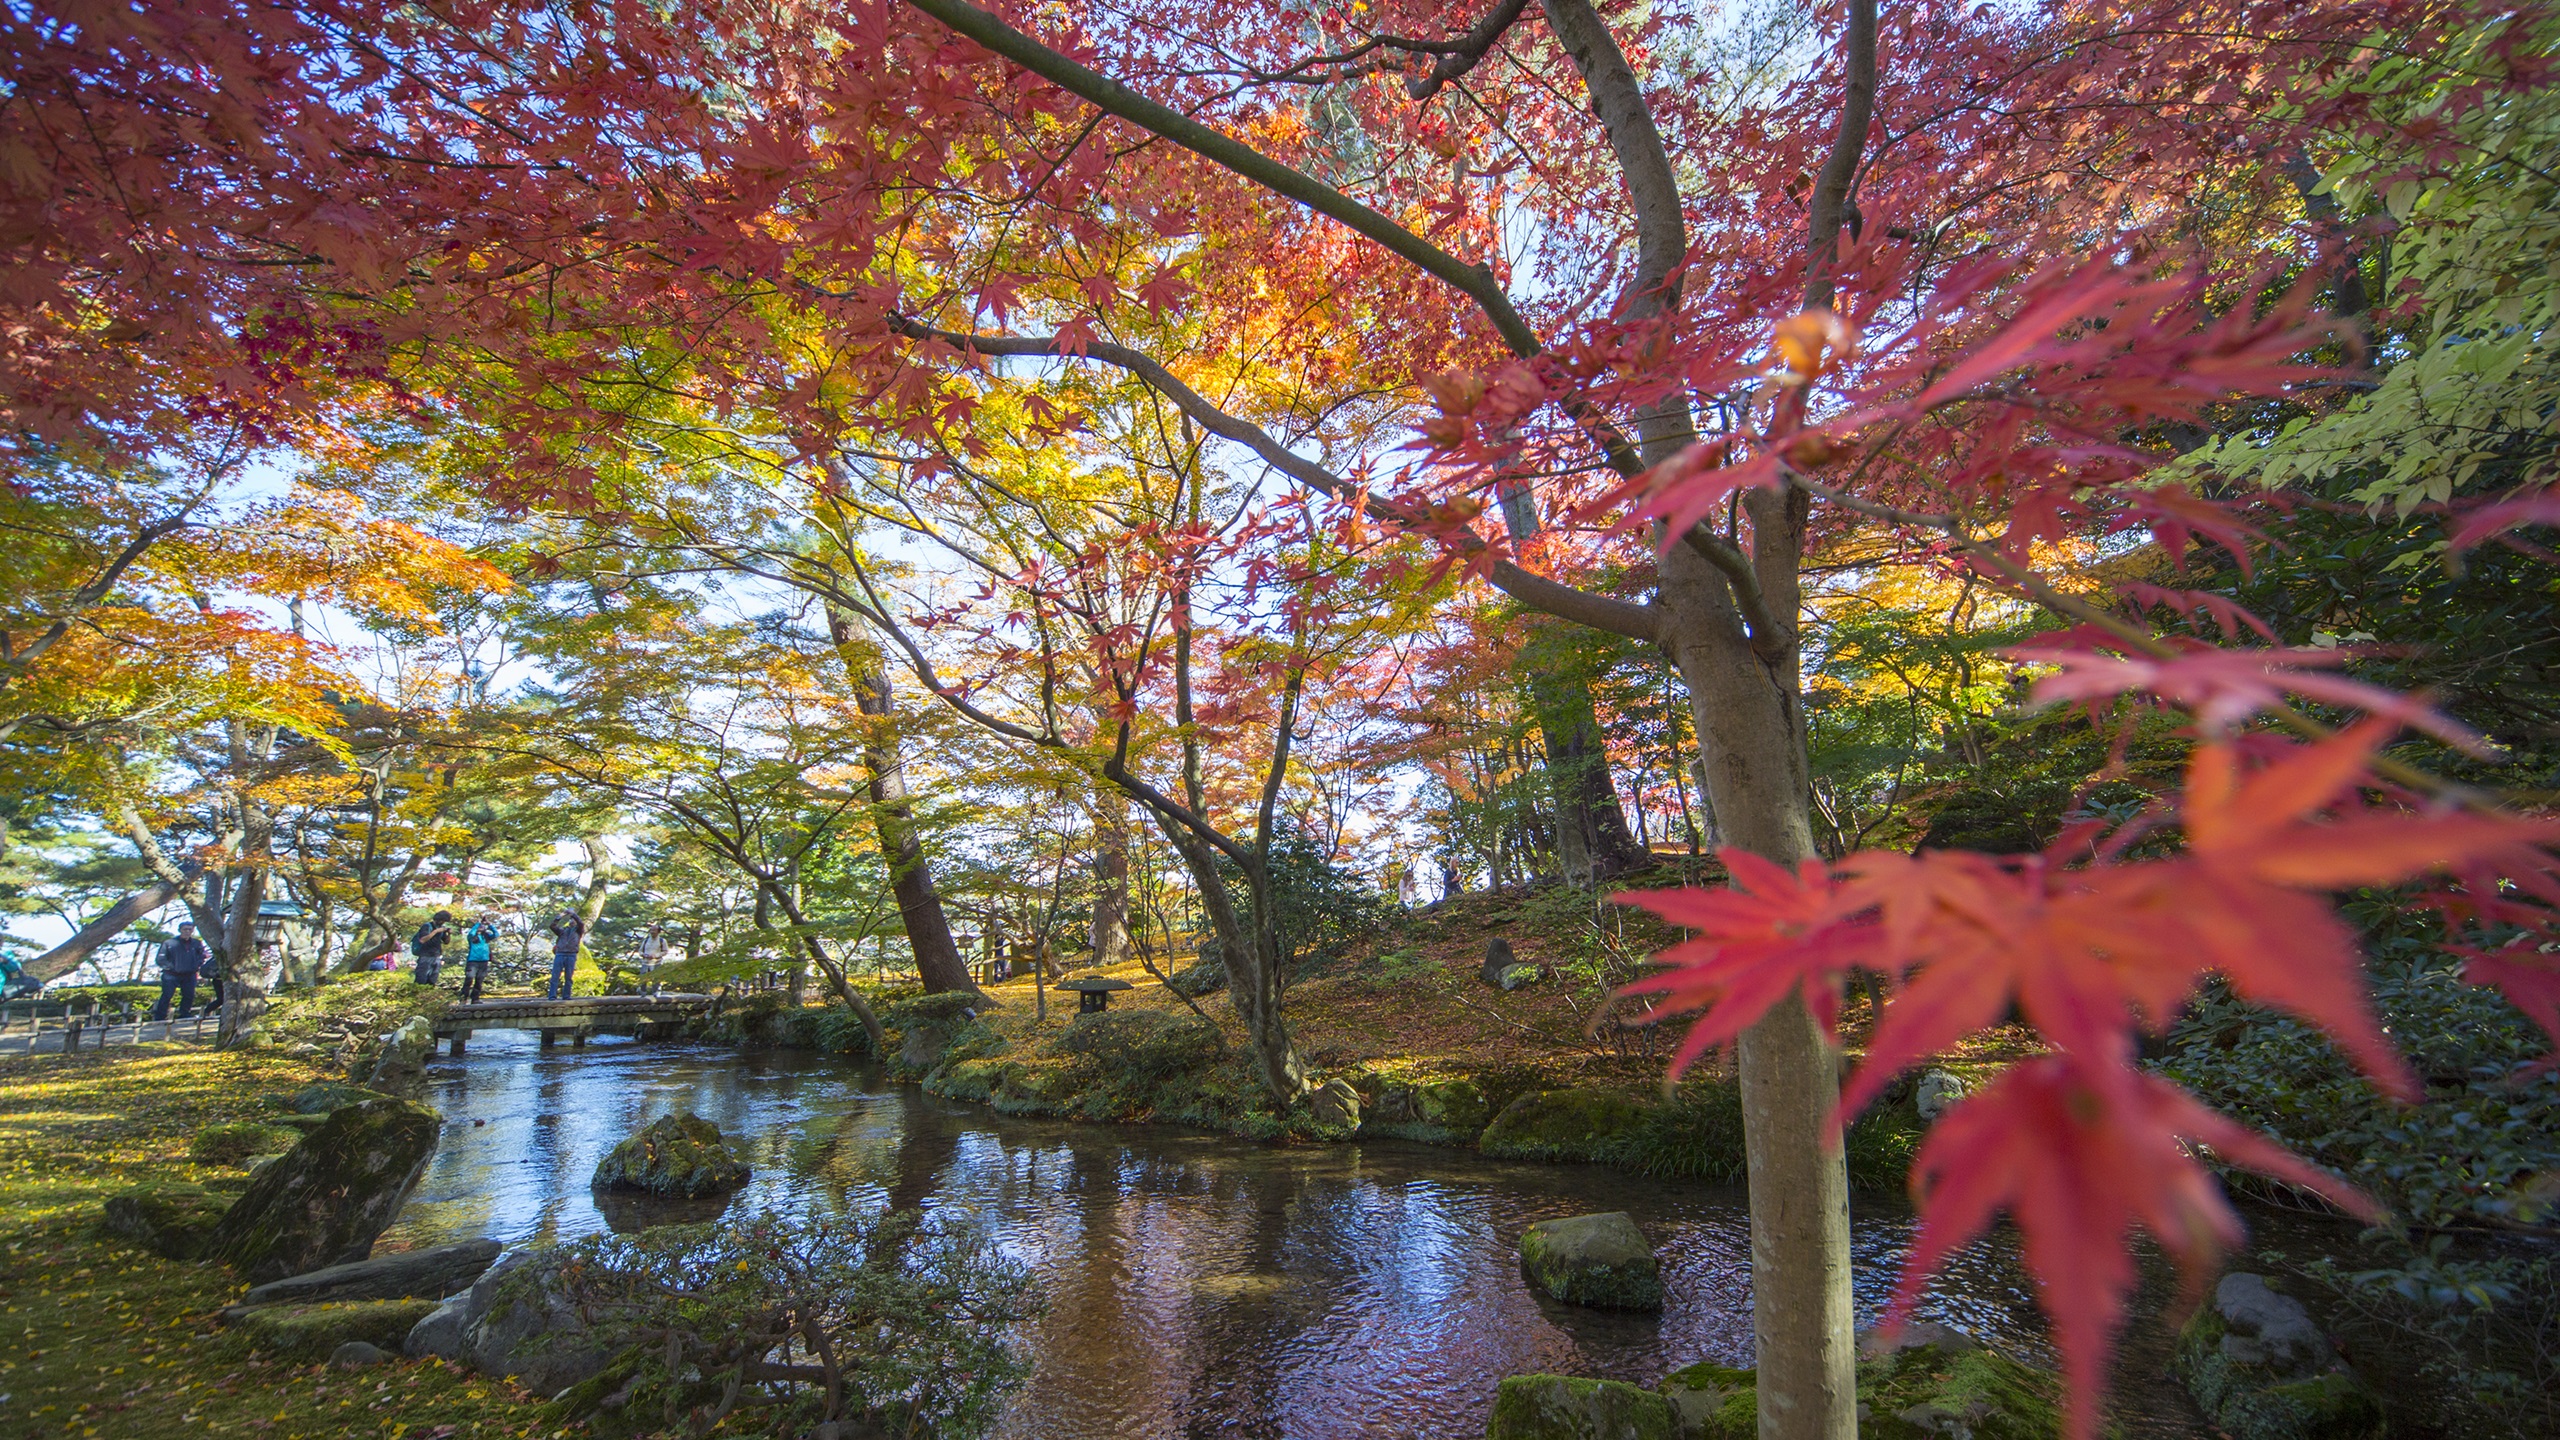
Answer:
(1487, 1375, 1678, 1440)
(1660, 1360, 1756, 1440)
(2174, 1306, 2384, 1440)
(592, 1112, 750, 1197)
(1045, 1010, 1221, 1078)
(228, 1298, 441, 1361)
(284, 1081, 395, 1115)
(928, 1056, 1017, 1104)
(100, 1182, 231, 1260)
(188, 1120, 304, 1167)
(1480, 1088, 1652, 1163)
(1415, 1078, 1491, 1133)
(1661, 1345, 2065, 1440)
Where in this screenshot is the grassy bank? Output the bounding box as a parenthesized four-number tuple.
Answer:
(0, 997, 558, 1439)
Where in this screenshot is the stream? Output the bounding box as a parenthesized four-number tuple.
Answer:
(378, 1032, 2248, 1439)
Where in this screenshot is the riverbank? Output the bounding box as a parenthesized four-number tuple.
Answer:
(711, 882, 2026, 1191)
(0, 1026, 549, 1438)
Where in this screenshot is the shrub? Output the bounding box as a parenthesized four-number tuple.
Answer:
(535, 1210, 1039, 1439)
(812, 1003, 875, 1055)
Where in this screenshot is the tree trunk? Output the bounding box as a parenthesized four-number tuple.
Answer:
(26, 875, 193, 981)
(1533, 681, 1651, 886)
(1657, 536, 1857, 1440)
(578, 835, 614, 930)
(1090, 800, 1131, 968)
(1157, 824, 1303, 1101)
(218, 864, 267, 1044)
(828, 607, 977, 995)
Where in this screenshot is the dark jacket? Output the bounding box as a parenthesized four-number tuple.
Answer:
(157, 937, 208, 974)
(413, 920, 453, 959)
(547, 918, 585, 957)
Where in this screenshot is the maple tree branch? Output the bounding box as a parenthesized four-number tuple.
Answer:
(1405, 0, 1536, 99)
(1804, 0, 1877, 312)
(1782, 466, 2506, 810)
(900, 0, 1543, 357)
(887, 313, 1664, 643)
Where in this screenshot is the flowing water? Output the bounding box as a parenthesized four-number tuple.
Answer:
(381, 1033, 2235, 1439)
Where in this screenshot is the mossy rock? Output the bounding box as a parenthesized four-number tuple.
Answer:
(1662, 1341, 2065, 1440)
(1658, 1361, 1757, 1440)
(101, 1182, 232, 1261)
(228, 1298, 442, 1361)
(204, 1097, 443, 1285)
(285, 1081, 396, 1115)
(1414, 1078, 1491, 1134)
(190, 1121, 307, 1167)
(1480, 1088, 1652, 1163)
(591, 1112, 751, 1198)
(879, 989, 985, 1031)
(882, 991, 988, 1077)
(2173, 1289, 2383, 1440)
(1488, 1374, 1678, 1440)
(1519, 1211, 1663, 1310)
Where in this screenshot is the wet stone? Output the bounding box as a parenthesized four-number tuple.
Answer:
(1518, 1211, 1663, 1311)
(591, 1112, 751, 1198)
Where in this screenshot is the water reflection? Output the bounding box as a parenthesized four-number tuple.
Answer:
(384, 1033, 2205, 1439)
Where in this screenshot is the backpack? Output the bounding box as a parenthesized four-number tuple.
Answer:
(410, 923, 432, 958)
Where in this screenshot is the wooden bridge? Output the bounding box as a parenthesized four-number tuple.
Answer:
(434, 993, 716, 1053)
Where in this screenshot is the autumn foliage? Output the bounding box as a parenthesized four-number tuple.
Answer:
(9, 0, 2560, 1433)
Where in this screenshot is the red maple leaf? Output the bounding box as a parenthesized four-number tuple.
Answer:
(1617, 849, 1875, 1074)
(2454, 944, 2560, 1062)
(1885, 1053, 2376, 1440)
(2010, 634, 2490, 754)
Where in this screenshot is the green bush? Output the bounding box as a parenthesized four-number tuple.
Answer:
(812, 1003, 875, 1055)
(2159, 957, 2559, 1231)
(535, 1210, 1040, 1439)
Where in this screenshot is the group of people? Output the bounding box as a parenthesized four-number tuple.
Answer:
(405, 911, 510, 1000)
(406, 912, 670, 1001)
(48, 909, 675, 1020)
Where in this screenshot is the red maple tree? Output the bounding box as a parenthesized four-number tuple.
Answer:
(10, 0, 2556, 1436)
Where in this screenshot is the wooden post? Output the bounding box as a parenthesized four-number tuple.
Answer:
(540, 1029, 556, 1049)
(572, 1029, 588, 1048)
(450, 1030, 468, 1056)
(63, 1017, 82, 1053)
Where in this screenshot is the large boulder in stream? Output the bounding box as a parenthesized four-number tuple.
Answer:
(203, 1097, 443, 1284)
(1518, 1211, 1663, 1310)
(591, 1112, 750, 1198)
(2173, 1273, 2383, 1440)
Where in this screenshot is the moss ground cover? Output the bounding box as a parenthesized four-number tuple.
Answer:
(0, 1040, 564, 1438)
